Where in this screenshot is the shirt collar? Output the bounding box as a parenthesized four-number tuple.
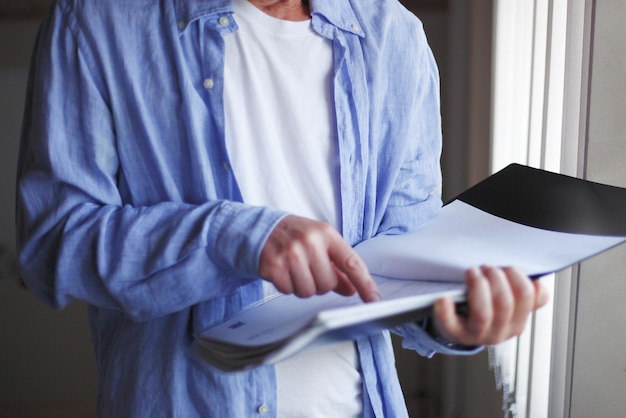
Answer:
(173, 0, 364, 38)
(174, 0, 233, 29)
(310, 0, 364, 37)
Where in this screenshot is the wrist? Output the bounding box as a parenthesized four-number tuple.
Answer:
(419, 316, 473, 350)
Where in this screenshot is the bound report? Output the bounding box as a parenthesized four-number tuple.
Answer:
(194, 164, 626, 371)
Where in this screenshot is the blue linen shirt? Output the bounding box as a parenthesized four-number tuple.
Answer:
(17, 0, 477, 416)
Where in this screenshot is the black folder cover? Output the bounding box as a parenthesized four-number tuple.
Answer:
(454, 164, 626, 236)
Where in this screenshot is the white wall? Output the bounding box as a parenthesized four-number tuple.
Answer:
(569, 0, 626, 416)
(0, 20, 97, 418)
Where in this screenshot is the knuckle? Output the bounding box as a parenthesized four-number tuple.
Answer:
(493, 292, 514, 312)
(284, 245, 303, 265)
(303, 222, 333, 245)
(295, 285, 316, 299)
(316, 221, 335, 235)
(518, 281, 535, 300)
(344, 253, 365, 273)
(259, 258, 281, 279)
(472, 311, 490, 329)
(316, 279, 336, 295)
(273, 278, 293, 295)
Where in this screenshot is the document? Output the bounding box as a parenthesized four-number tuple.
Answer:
(194, 164, 626, 371)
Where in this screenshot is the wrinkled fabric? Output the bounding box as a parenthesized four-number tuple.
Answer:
(16, 0, 471, 416)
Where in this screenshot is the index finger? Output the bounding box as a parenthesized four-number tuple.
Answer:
(328, 239, 380, 303)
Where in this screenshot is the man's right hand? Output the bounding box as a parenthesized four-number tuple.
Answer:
(259, 215, 381, 303)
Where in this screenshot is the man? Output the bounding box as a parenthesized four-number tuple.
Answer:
(16, 0, 548, 416)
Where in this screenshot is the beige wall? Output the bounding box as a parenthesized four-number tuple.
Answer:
(569, 0, 626, 416)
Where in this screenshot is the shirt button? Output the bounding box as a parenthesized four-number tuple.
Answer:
(351, 24, 360, 32)
(257, 404, 269, 414)
(219, 16, 230, 27)
(203, 78, 214, 89)
(177, 20, 186, 30)
(223, 162, 231, 171)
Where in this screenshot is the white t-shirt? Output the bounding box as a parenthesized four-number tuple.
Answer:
(223, 1, 362, 417)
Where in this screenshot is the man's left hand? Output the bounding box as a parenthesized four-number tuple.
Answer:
(432, 266, 550, 346)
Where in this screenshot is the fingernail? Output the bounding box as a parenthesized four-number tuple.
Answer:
(433, 299, 442, 315)
(467, 267, 481, 280)
(368, 291, 381, 303)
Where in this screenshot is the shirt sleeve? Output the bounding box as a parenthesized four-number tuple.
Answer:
(16, 3, 285, 322)
(372, 14, 477, 355)
(376, 16, 444, 236)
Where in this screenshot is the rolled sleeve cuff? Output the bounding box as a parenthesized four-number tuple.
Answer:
(396, 321, 483, 357)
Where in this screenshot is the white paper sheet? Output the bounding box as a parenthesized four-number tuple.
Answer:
(198, 200, 626, 350)
(199, 277, 465, 347)
(356, 200, 626, 281)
